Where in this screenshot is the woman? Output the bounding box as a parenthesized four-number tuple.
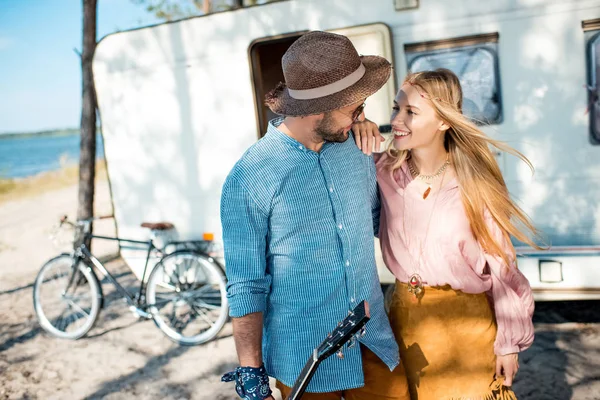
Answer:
(352, 68, 541, 399)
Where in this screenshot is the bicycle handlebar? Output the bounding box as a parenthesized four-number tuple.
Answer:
(59, 214, 114, 227)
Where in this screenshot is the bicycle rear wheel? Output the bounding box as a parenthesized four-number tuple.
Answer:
(146, 251, 228, 345)
(33, 254, 102, 340)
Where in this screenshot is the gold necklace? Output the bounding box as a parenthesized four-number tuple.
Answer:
(408, 154, 450, 199)
(401, 162, 448, 298)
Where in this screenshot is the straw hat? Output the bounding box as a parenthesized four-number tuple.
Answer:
(265, 31, 392, 117)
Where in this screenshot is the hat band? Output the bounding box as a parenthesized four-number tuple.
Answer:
(287, 63, 366, 100)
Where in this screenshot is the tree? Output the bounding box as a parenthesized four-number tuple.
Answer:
(132, 0, 212, 20)
(133, 0, 276, 21)
(77, 0, 98, 247)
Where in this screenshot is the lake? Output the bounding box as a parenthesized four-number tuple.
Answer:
(0, 133, 104, 179)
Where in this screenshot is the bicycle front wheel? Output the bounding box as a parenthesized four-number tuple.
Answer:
(33, 254, 102, 340)
(146, 251, 228, 345)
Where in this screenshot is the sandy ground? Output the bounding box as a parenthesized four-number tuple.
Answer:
(0, 177, 599, 399)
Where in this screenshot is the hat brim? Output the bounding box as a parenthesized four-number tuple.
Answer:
(265, 55, 392, 117)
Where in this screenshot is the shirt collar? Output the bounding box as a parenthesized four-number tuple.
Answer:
(266, 117, 339, 154)
(266, 117, 310, 153)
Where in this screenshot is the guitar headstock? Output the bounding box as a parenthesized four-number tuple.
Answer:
(315, 300, 370, 361)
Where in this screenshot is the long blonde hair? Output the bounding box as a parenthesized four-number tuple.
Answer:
(386, 69, 543, 266)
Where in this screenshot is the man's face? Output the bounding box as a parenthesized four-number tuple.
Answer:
(314, 100, 366, 143)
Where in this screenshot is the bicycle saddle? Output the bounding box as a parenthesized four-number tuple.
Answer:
(140, 222, 175, 231)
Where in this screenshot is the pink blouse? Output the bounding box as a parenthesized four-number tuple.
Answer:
(375, 153, 534, 356)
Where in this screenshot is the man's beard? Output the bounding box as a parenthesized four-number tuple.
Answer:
(314, 112, 348, 143)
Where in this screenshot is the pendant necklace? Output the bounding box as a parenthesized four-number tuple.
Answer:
(403, 153, 449, 298)
(408, 155, 450, 199)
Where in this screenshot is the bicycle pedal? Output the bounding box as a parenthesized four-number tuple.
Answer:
(129, 306, 152, 320)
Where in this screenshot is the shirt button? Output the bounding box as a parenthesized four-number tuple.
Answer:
(350, 297, 355, 303)
(345, 260, 350, 267)
(329, 187, 334, 193)
(298, 145, 303, 150)
(338, 224, 343, 230)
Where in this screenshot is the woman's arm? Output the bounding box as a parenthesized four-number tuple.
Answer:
(483, 213, 535, 386)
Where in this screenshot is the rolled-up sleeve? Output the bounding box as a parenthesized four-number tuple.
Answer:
(221, 175, 271, 318)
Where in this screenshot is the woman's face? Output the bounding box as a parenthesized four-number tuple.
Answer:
(391, 83, 447, 151)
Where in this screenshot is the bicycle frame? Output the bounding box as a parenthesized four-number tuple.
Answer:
(62, 216, 221, 313)
(74, 232, 159, 310)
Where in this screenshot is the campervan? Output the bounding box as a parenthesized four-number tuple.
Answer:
(93, 0, 600, 301)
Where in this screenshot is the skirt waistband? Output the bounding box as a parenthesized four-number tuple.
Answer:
(393, 280, 490, 305)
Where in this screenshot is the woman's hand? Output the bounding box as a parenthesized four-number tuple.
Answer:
(496, 353, 519, 386)
(352, 118, 385, 155)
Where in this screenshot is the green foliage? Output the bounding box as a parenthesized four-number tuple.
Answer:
(132, 0, 278, 21)
(132, 0, 205, 21)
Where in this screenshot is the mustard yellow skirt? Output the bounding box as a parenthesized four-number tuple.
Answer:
(388, 281, 517, 400)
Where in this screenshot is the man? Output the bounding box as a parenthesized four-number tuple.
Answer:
(220, 31, 409, 400)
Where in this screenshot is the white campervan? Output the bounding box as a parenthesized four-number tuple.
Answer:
(93, 0, 600, 301)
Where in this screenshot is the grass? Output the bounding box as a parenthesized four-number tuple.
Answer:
(0, 161, 108, 204)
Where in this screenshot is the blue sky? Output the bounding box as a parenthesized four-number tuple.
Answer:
(0, 0, 163, 133)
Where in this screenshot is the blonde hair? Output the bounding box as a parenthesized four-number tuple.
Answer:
(385, 68, 543, 266)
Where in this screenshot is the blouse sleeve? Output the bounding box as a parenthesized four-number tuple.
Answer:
(483, 213, 535, 356)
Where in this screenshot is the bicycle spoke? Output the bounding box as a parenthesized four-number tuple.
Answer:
(182, 258, 193, 285)
(54, 305, 70, 331)
(150, 298, 173, 308)
(167, 265, 182, 288)
(150, 293, 180, 308)
(66, 299, 90, 319)
(168, 299, 179, 327)
(183, 285, 214, 297)
(60, 307, 74, 331)
(63, 312, 76, 331)
(190, 304, 215, 327)
(196, 293, 222, 298)
(191, 299, 221, 310)
(65, 294, 89, 304)
(155, 293, 179, 301)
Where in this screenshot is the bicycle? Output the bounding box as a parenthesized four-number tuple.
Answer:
(32, 215, 229, 345)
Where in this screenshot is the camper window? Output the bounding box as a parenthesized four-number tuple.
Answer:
(585, 27, 600, 144)
(405, 33, 502, 125)
(395, 0, 419, 10)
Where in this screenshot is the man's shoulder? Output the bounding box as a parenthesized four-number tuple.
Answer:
(223, 136, 291, 207)
(229, 137, 287, 181)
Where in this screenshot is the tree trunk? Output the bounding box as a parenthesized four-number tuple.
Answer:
(203, 0, 211, 14)
(77, 0, 98, 248)
(232, 0, 243, 8)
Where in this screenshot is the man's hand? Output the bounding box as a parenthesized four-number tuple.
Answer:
(496, 353, 519, 386)
(352, 118, 385, 155)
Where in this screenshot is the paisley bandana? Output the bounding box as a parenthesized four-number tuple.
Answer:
(222, 365, 272, 400)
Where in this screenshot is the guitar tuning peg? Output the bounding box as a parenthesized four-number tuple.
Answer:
(359, 326, 366, 338)
(336, 349, 344, 359)
(348, 335, 357, 349)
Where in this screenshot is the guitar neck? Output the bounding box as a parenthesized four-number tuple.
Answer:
(286, 351, 322, 400)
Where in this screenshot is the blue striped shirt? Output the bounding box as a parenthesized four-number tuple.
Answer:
(220, 118, 399, 393)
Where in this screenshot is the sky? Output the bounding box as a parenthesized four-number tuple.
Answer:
(0, 0, 164, 133)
